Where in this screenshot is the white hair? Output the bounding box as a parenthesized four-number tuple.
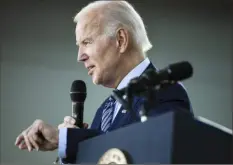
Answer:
(74, 0, 153, 54)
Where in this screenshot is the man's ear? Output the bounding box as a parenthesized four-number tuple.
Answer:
(116, 28, 129, 53)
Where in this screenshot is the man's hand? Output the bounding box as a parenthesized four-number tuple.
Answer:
(15, 119, 58, 152)
(58, 116, 88, 129)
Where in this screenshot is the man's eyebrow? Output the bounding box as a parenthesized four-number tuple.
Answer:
(77, 37, 93, 45)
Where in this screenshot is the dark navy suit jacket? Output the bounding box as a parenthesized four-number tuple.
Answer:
(90, 63, 193, 131)
(60, 62, 193, 163)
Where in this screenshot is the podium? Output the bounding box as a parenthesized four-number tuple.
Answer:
(74, 110, 232, 164)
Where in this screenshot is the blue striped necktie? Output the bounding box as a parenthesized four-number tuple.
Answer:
(101, 96, 116, 132)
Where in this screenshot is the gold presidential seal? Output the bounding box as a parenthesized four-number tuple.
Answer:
(98, 148, 128, 164)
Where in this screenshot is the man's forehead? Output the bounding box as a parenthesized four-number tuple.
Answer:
(75, 20, 101, 43)
(75, 24, 92, 42)
(75, 23, 86, 41)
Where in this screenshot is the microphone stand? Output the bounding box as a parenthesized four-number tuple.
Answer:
(126, 85, 138, 121)
(112, 85, 138, 121)
(138, 85, 157, 123)
(112, 81, 176, 124)
(138, 82, 180, 123)
(112, 79, 157, 123)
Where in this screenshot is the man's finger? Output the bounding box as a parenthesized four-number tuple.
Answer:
(23, 133, 32, 151)
(15, 134, 24, 146)
(28, 136, 39, 151)
(16, 125, 33, 146)
(64, 116, 75, 125)
(19, 141, 28, 150)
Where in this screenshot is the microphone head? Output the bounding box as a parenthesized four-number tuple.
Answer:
(70, 80, 87, 102)
(169, 61, 193, 81)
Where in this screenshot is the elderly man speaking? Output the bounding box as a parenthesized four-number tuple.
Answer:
(15, 0, 193, 162)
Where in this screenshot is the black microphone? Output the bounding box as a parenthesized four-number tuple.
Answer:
(131, 61, 193, 88)
(114, 61, 193, 97)
(53, 80, 87, 164)
(112, 61, 193, 122)
(70, 80, 87, 128)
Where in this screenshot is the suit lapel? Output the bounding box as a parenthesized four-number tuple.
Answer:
(108, 106, 126, 131)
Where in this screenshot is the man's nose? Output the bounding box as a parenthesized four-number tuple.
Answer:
(77, 47, 84, 62)
(77, 48, 88, 62)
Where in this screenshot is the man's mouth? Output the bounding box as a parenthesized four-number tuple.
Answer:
(87, 66, 95, 70)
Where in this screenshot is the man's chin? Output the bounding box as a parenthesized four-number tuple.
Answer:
(92, 76, 100, 85)
(92, 80, 98, 85)
(91, 75, 106, 86)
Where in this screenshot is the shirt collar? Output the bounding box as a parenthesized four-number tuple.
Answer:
(117, 57, 151, 90)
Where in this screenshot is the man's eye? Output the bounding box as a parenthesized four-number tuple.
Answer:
(83, 40, 92, 45)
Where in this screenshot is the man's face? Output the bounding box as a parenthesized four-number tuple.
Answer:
(75, 17, 120, 87)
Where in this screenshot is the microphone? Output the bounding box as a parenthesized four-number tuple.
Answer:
(112, 61, 193, 104)
(129, 61, 193, 91)
(70, 80, 87, 128)
(53, 80, 87, 164)
(111, 61, 193, 122)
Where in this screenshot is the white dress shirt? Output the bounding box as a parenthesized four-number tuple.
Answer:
(112, 57, 151, 122)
